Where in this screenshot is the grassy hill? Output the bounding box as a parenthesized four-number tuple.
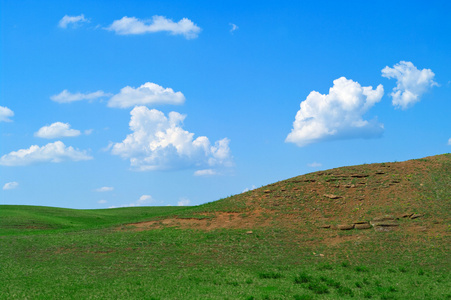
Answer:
(1, 154, 450, 299)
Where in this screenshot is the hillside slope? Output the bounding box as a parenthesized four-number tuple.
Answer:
(126, 154, 450, 235)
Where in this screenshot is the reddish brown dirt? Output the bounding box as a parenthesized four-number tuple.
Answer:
(120, 154, 450, 238)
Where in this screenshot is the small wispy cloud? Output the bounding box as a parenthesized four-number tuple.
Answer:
(242, 185, 256, 193)
(51, 90, 111, 103)
(106, 16, 201, 39)
(95, 186, 114, 192)
(98, 199, 107, 204)
(194, 169, 217, 176)
(177, 197, 191, 206)
(448, 138, 451, 146)
(3, 181, 19, 190)
(58, 14, 89, 29)
(307, 162, 322, 168)
(35, 122, 81, 139)
(229, 23, 238, 33)
(0, 106, 14, 122)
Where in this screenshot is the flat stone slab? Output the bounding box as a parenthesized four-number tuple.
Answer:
(372, 215, 397, 222)
(324, 194, 342, 199)
(353, 221, 369, 224)
(410, 213, 423, 219)
(374, 225, 399, 232)
(355, 223, 372, 229)
(370, 220, 399, 227)
(338, 224, 354, 230)
(319, 225, 331, 229)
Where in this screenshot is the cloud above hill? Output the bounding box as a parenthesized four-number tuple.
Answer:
(108, 82, 185, 108)
(3, 181, 19, 190)
(0, 106, 14, 122)
(0, 141, 92, 166)
(111, 106, 232, 173)
(107, 16, 201, 39)
(35, 122, 81, 139)
(286, 77, 384, 147)
(51, 90, 110, 103)
(58, 14, 89, 29)
(382, 61, 437, 109)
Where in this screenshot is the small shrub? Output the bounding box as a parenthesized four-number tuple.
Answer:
(258, 271, 283, 279)
(418, 269, 425, 276)
(337, 286, 354, 297)
(355, 265, 369, 272)
(341, 261, 350, 268)
(355, 282, 362, 288)
(364, 291, 373, 298)
(293, 295, 314, 300)
(399, 267, 407, 273)
(294, 273, 313, 284)
(318, 263, 333, 271)
(308, 282, 329, 294)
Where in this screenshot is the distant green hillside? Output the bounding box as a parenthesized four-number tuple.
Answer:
(0, 205, 187, 235)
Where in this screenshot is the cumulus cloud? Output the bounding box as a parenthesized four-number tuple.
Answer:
(177, 198, 190, 206)
(111, 106, 233, 172)
(382, 61, 438, 109)
(0, 106, 14, 122)
(35, 122, 81, 139)
(51, 90, 110, 103)
(3, 181, 19, 190)
(286, 77, 384, 147)
(307, 162, 322, 168)
(58, 14, 89, 29)
(106, 16, 201, 39)
(229, 23, 238, 33)
(108, 82, 185, 108)
(0, 141, 92, 166)
(95, 186, 114, 192)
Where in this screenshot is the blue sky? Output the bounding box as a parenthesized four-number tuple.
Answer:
(1, 0, 450, 209)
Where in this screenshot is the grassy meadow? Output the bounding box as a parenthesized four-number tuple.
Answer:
(1, 154, 450, 299)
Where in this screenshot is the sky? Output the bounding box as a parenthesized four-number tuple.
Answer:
(1, 0, 450, 209)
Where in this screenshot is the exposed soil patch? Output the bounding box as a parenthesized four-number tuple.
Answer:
(120, 154, 450, 240)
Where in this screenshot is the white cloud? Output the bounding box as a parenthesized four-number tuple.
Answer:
(0, 141, 92, 166)
(194, 169, 218, 176)
(84, 129, 93, 135)
(95, 186, 114, 192)
(51, 90, 110, 103)
(382, 61, 438, 109)
(177, 198, 190, 206)
(111, 106, 233, 172)
(242, 185, 256, 193)
(107, 16, 201, 39)
(229, 23, 238, 33)
(98, 199, 107, 204)
(286, 77, 384, 147)
(0, 106, 14, 122)
(307, 162, 322, 168)
(3, 181, 19, 190)
(35, 122, 81, 139)
(448, 138, 451, 146)
(112, 195, 154, 208)
(58, 14, 89, 29)
(108, 82, 185, 108)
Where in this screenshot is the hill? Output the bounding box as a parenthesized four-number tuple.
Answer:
(123, 154, 451, 236)
(1, 154, 450, 299)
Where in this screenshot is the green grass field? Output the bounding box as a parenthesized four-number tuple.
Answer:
(1, 154, 450, 299)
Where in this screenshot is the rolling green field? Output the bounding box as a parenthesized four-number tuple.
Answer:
(1, 154, 450, 299)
